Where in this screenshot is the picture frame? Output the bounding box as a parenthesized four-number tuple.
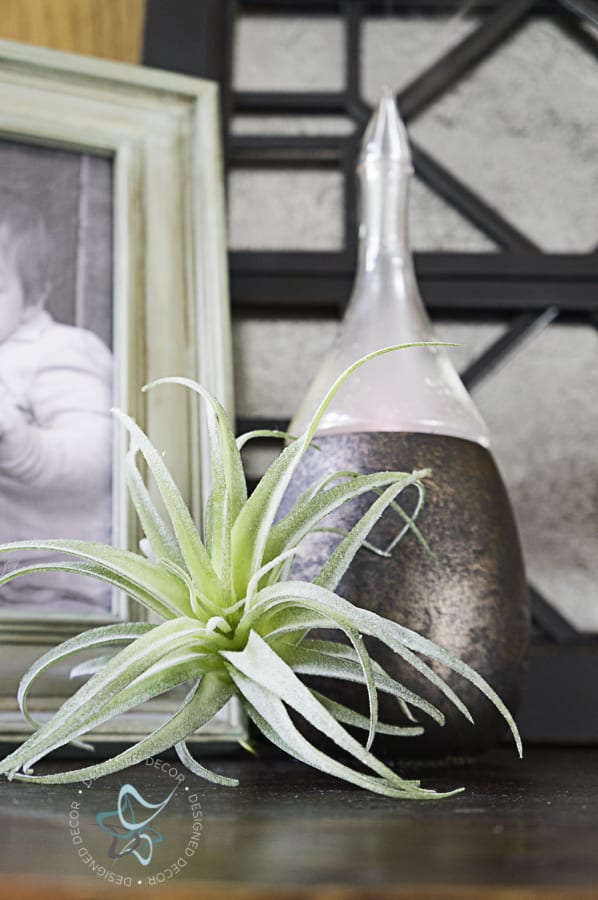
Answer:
(0, 38, 245, 749)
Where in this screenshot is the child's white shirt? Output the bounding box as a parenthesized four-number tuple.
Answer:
(0, 309, 113, 613)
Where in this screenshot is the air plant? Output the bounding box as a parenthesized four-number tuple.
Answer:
(0, 346, 521, 799)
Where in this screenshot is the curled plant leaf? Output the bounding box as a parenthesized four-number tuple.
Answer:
(0, 345, 521, 798)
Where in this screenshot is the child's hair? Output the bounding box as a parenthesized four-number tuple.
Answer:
(0, 190, 52, 308)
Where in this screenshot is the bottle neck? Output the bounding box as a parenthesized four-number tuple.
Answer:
(357, 160, 413, 273)
(290, 101, 490, 447)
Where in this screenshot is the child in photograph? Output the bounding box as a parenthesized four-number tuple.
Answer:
(0, 192, 113, 613)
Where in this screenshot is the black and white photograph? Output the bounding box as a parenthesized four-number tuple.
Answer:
(0, 141, 114, 615)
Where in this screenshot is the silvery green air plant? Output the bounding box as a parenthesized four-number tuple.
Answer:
(0, 344, 521, 796)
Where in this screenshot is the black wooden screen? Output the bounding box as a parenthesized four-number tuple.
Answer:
(144, 0, 598, 742)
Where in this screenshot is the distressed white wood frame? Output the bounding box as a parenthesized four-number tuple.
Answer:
(0, 39, 244, 747)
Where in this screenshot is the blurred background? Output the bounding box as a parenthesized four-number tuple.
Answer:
(1, 0, 596, 734)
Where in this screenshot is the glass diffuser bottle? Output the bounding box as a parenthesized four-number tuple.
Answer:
(283, 90, 529, 756)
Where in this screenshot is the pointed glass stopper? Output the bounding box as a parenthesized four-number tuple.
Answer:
(290, 91, 490, 447)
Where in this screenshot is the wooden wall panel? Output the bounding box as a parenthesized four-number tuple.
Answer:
(0, 0, 145, 63)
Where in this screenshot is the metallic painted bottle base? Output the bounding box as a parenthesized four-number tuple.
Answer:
(281, 431, 530, 758)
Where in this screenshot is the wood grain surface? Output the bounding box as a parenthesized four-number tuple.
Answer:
(3, 748, 598, 897)
(2, 879, 598, 900)
(0, 0, 145, 62)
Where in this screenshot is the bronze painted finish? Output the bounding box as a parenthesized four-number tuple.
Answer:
(280, 432, 530, 757)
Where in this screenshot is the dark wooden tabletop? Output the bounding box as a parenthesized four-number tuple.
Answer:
(2, 746, 598, 899)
